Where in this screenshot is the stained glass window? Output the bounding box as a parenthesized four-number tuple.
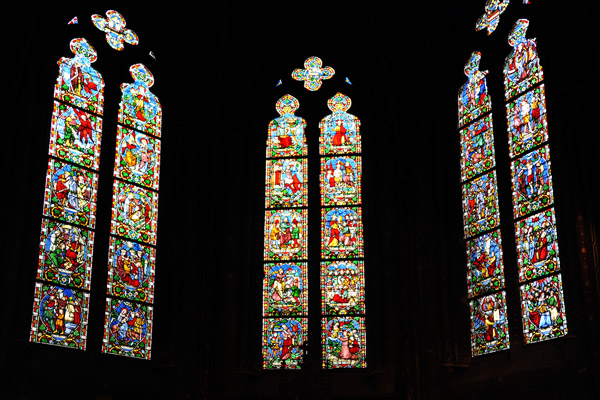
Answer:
(30, 38, 104, 350)
(475, 0, 510, 35)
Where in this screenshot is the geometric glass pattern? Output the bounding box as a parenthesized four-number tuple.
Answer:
(470, 292, 510, 356)
(91, 10, 139, 51)
(291, 56, 335, 92)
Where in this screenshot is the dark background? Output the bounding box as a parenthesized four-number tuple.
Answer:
(3, 1, 599, 399)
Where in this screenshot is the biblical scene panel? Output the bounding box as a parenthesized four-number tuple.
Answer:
(460, 116, 495, 182)
(470, 292, 510, 356)
(321, 207, 364, 259)
(319, 111, 361, 155)
(466, 230, 505, 298)
(322, 316, 366, 369)
(102, 298, 153, 359)
(118, 65, 162, 136)
(506, 84, 548, 158)
(110, 181, 158, 245)
(462, 171, 500, 238)
(458, 52, 492, 128)
(511, 144, 553, 219)
(263, 262, 308, 317)
(321, 261, 365, 315)
(114, 126, 161, 190)
(264, 209, 308, 261)
(265, 158, 307, 208)
(504, 19, 544, 100)
(320, 156, 362, 206)
(521, 274, 568, 344)
(262, 317, 307, 369)
(266, 115, 307, 158)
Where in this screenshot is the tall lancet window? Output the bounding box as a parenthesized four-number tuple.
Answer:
(504, 19, 568, 344)
(30, 37, 105, 350)
(458, 52, 510, 356)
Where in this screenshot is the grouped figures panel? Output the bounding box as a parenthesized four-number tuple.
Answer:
(470, 292, 510, 357)
(102, 299, 153, 359)
(107, 237, 156, 303)
(466, 230, 505, 298)
(264, 209, 308, 261)
(462, 171, 500, 238)
(265, 158, 307, 208)
(320, 156, 362, 206)
(460, 116, 496, 182)
(43, 159, 98, 228)
(267, 95, 307, 158)
(321, 261, 365, 315)
(30, 283, 90, 350)
(54, 38, 104, 115)
(521, 274, 568, 344)
(263, 262, 307, 317)
(515, 209, 561, 282)
(111, 181, 159, 245)
(37, 219, 94, 290)
(511, 144, 553, 218)
(115, 126, 161, 190)
(504, 19, 544, 100)
(263, 318, 307, 369)
(50, 102, 103, 170)
(506, 85, 548, 158)
(458, 52, 492, 128)
(322, 316, 366, 369)
(319, 110, 361, 155)
(119, 64, 162, 136)
(321, 207, 364, 259)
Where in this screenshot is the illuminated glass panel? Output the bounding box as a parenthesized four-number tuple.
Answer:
(114, 126, 161, 190)
(319, 93, 361, 155)
(106, 237, 156, 303)
(291, 56, 335, 91)
(30, 283, 90, 349)
(466, 230, 505, 298)
(118, 64, 162, 136)
(264, 209, 308, 261)
(266, 95, 307, 158)
(322, 316, 366, 368)
(470, 292, 510, 356)
(458, 52, 492, 128)
(37, 219, 94, 291)
(91, 10, 139, 51)
(321, 207, 364, 260)
(263, 262, 308, 317)
(462, 171, 500, 238)
(265, 158, 307, 208)
(511, 144, 553, 218)
(504, 19, 544, 100)
(321, 261, 365, 315)
(110, 181, 158, 245)
(460, 115, 496, 181)
(515, 208, 560, 282)
(50, 102, 103, 170)
(506, 84, 548, 158)
(475, 0, 510, 35)
(43, 159, 99, 228)
(263, 318, 308, 369)
(520, 274, 568, 343)
(102, 298, 153, 359)
(320, 156, 362, 206)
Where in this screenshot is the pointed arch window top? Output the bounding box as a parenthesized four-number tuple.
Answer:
(292, 57, 335, 91)
(92, 10, 139, 51)
(475, 0, 510, 35)
(119, 64, 162, 136)
(276, 94, 300, 117)
(327, 92, 352, 113)
(458, 51, 491, 128)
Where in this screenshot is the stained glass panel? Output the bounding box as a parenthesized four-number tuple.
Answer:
(506, 84, 548, 158)
(263, 262, 307, 317)
(470, 292, 510, 356)
(265, 158, 307, 208)
(264, 209, 308, 261)
(466, 230, 505, 298)
(37, 219, 94, 291)
(321, 261, 365, 315)
(504, 19, 543, 100)
(511, 144, 553, 218)
(50, 101, 103, 170)
(114, 126, 161, 190)
(267, 95, 307, 158)
(319, 93, 361, 156)
(320, 156, 362, 206)
(458, 52, 492, 128)
(110, 181, 159, 245)
(460, 115, 496, 181)
(521, 274, 568, 343)
(30, 283, 90, 349)
(322, 316, 366, 368)
(43, 159, 98, 228)
(462, 171, 500, 238)
(118, 64, 162, 136)
(263, 318, 307, 369)
(102, 298, 153, 359)
(321, 207, 364, 259)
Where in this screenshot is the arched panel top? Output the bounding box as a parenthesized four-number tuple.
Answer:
(118, 64, 162, 137)
(267, 95, 307, 158)
(319, 93, 361, 156)
(458, 52, 491, 128)
(504, 19, 543, 100)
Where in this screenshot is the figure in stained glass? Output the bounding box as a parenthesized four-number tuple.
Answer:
(115, 126, 161, 190)
(264, 209, 307, 261)
(321, 156, 362, 206)
(50, 102, 103, 170)
(102, 299, 152, 359)
(263, 318, 307, 369)
(91, 10, 139, 51)
(511, 144, 553, 218)
(322, 316, 366, 368)
(460, 116, 496, 181)
(267, 95, 307, 158)
(516, 209, 560, 282)
(54, 38, 104, 115)
(462, 171, 500, 238)
(292, 56, 335, 91)
(30, 283, 89, 349)
(321, 207, 363, 259)
(37, 219, 94, 290)
(43, 160, 98, 228)
(119, 64, 162, 136)
(470, 292, 510, 356)
(506, 85, 548, 158)
(321, 261, 365, 315)
(319, 93, 361, 155)
(111, 181, 158, 245)
(475, 0, 510, 35)
(263, 262, 307, 316)
(504, 19, 543, 100)
(458, 52, 492, 128)
(521, 274, 567, 343)
(265, 158, 307, 208)
(466, 230, 505, 298)
(107, 237, 156, 303)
